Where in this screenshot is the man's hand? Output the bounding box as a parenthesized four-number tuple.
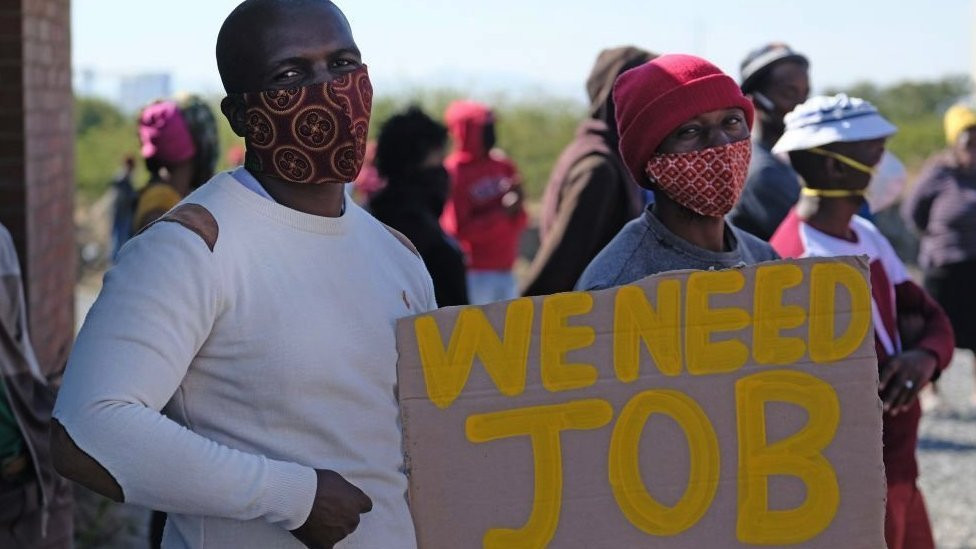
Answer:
(879, 349, 937, 416)
(502, 187, 523, 217)
(290, 469, 373, 549)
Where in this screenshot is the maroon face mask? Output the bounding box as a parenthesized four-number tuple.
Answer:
(242, 65, 372, 184)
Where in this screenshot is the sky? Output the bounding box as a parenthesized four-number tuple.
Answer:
(73, 0, 974, 104)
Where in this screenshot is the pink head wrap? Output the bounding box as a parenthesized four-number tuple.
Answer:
(138, 100, 196, 165)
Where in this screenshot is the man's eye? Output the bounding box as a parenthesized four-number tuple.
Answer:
(331, 59, 357, 69)
(725, 116, 743, 126)
(678, 127, 701, 138)
(276, 69, 300, 80)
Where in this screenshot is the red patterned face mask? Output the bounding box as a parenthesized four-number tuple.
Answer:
(645, 138, 752, 217)
(242, 66, 372, 184)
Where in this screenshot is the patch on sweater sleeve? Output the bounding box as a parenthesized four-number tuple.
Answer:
(138, 203, 219, 252)
(383, 224, 421, 259)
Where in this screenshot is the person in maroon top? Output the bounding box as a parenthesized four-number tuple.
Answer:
(770, 94, 955, 549)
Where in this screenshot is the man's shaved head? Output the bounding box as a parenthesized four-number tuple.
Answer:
(216, 0, 356, 94)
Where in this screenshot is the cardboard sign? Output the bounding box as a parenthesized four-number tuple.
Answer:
(396, 257, 885, 548)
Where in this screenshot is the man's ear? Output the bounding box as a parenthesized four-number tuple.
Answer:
(221, 95, 248, 138)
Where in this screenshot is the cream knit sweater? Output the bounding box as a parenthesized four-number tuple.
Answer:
(55, 173, 435, 548)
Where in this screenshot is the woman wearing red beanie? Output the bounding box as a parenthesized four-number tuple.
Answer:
(576, 54, 778, 290)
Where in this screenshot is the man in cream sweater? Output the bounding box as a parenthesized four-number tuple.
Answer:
(51, 1, 434, 547)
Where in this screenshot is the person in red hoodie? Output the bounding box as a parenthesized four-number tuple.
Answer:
(441, 100, 527, 304)
(769, 94, 954, 549)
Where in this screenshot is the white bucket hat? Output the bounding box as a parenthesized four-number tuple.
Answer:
(772, 93, 897, 154)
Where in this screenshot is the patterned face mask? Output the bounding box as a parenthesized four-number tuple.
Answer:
(242, 66, 372, 184)
(644, 138, 752, 217)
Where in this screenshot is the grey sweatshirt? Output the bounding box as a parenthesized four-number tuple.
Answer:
(576, 206, 780, 291)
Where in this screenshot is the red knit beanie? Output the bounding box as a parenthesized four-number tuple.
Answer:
(613, 54, 754, 186)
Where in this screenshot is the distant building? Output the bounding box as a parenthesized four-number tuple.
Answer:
(119, 73, 171, 113)
(78, 68, 95, 96)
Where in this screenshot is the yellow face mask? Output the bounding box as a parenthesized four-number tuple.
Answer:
(800, 187, 867, 198)
(801, 147, 876, 198)
(808, 147, 877, 175)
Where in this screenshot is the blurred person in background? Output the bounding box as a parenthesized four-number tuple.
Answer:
(577, 54, 778, 292)
(353, 141, 385, 205)
(109, 155, 136, 261)
(370, 107, 468, 306)
(0, 222, 73, 548)
(867, 151, 919, 264)
(132, 97, 218, 233)
(176, 94, 220, 191)
(441, 100, 526, 304)
(521, 46, 653, 296)
(226, 144, 246, 168)
(903, 101, 976, 405)
(729, 43, 810, 240)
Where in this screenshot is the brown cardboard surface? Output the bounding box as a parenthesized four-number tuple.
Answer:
(396, 257, 885, 548)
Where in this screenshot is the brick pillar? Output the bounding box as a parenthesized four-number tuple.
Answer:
(0, 0, 75, 377)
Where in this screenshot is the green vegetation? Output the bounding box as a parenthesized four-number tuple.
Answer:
(75, 75, 971, 202)
(75, 97, 141, 200)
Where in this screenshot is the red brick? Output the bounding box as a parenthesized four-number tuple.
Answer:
(0, 158, 23, 179)
(0, 39, 22, 64)
(0, 13, 21, 37)
(0, 89, 23, 111)
(0, 136, 24, 159)
(0, 110, 23, 131)
(0, 64, 22, 89)
(4, 0, 75, 376)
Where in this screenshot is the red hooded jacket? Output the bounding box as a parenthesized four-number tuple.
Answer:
(440, 101, 527, 271)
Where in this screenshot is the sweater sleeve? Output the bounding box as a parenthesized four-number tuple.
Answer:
(894, 279, 955, 379)
(53, 221, 316, 530)
(423, 257, 439, 312)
